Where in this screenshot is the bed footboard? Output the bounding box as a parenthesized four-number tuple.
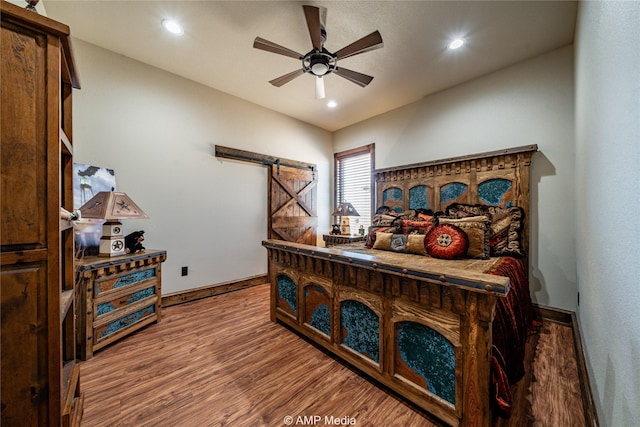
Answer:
(263, 240, 509, 427)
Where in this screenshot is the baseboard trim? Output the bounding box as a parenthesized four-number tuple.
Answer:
(534, 304, 599, 427)
(570, 311, 600, 427)
(162, 274, 267, 307)
(534, 303, 573, 325)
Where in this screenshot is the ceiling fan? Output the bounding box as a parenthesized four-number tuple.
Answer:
(253, 5, 383, 99)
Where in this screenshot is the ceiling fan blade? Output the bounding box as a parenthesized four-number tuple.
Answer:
(253, 37, 303, 60)
(334, 30, 384, 60)
(334, 67, 374, 88)
(303, 5, 323, 51)
(269, 69, 305, 87)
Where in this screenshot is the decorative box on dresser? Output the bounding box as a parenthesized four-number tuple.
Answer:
(1, 1, 82, 425)
(75, 250, 167, 360)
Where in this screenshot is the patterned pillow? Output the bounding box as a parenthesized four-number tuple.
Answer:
(484, 206, 526, 257)
(425, 224, 469, 259)
(372, 233, 407, 253)
(438, 215, 491, 259)
(371, 213, 398, 226)
(446, 203, 525, 257)
(400, 218, 434, 235)
(445, 203, 486, 218)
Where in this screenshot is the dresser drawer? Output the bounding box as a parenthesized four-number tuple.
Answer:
(94, 282, 158, 319)
(92, 297, 158, 348)
(94, 266, 157, 297)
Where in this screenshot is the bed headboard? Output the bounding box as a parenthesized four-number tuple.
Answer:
(374, 144, 538, 252)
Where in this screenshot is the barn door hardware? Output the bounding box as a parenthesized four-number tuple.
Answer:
(214, 145, 316, 172)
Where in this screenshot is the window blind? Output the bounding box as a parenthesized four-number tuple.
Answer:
(335, 144, 374, 232)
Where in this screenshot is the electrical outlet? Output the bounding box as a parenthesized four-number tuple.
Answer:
(181, 266, 188, 276)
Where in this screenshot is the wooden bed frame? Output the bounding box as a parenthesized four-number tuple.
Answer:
(263, 145, 537, 426)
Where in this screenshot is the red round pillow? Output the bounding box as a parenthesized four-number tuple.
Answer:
(425, 223, 469, 259)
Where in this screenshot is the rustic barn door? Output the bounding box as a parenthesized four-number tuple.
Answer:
(269, 164, 317, 245)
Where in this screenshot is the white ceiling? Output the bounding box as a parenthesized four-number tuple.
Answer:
(43, 1, 577, 132)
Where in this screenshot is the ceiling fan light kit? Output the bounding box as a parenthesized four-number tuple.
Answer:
(315, 77, 325, 100)
(253, 5, 383, 98)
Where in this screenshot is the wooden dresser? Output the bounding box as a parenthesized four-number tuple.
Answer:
(76, 250, 167, 360)
(1, 2, 83, 425)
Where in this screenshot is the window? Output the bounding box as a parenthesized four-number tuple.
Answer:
(334, 144, 374, 233)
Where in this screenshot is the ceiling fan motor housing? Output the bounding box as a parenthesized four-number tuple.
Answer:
(305, 49, 336, 76)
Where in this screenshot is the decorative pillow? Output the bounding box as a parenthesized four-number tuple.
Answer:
(389, 234, 408, 252)
(446, 203, 526, 257)
(425, 224, 469, 259)
(406, 233, 428, 255)
(372, 233, 407, 253)
(438, 215, 491, 259)
(484, 206, 526, 257)
(400, 218, 434, 235)
(365, 226, 394, 248)
(371, 213, 398, 226)
(445, 203, 486, 218)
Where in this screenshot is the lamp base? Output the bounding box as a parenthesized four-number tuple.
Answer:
(98, 220, 125, 257)
(340, 217, 351, 235)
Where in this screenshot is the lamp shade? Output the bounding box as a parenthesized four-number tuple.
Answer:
(332, 202, 359, 217)
(78, 192, 148, 257)
(79, 191, 149, 220)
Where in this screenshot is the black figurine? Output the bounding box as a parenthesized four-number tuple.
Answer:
(124, 230, 145, 254)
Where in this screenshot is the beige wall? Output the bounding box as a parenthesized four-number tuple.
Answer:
(334, 46, 577, 311)
(71, 39, 333, 294)
(575, 1, 640, 425)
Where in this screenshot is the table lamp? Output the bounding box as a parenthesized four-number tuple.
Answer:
(331, 202, 359, 235)
(79, 191, 149, 257)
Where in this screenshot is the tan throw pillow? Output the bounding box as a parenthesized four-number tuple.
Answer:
(372, 232, 394, 250)
(406, 234, 427, 255)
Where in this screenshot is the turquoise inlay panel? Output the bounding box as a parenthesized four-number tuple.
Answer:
(440, 182, 468, 203)
(396, 321, 456, 405)
(383, 187, 403, 203)
(341, 300, 380, 363)
(305, 286, 330, 336)
(101, 305, 155, 338)
(105, 269, 155, 294)
(310, 304, 331, 336)
(409, 185, 429, 210)
(277, 275, 297, 314)
(478, 178, 512, 205)
(96, 286, 155, 316)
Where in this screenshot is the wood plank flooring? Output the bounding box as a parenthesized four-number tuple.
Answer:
(78, 284, 585, 427)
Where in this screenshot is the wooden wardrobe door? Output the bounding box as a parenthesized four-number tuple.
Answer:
(268, 164, 317, 245)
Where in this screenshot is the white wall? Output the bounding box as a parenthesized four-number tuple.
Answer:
(71, 39, 332, 294)
(575, 1, 640, 426)
(334, 46, 577, 310)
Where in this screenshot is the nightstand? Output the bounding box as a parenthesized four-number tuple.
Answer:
(75, 250, 166, 360)
(322, 234, 367, 247)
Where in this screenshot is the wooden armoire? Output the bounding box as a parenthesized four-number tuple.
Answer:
(1, 1, 83, 425)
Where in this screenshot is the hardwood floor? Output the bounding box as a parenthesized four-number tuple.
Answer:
(78, 284, 585, 427)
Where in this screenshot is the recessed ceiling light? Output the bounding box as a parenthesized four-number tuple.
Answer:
(448, 38, 465, 50)
(327, 100, 337, 108)
(162, 19, 184, 35)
